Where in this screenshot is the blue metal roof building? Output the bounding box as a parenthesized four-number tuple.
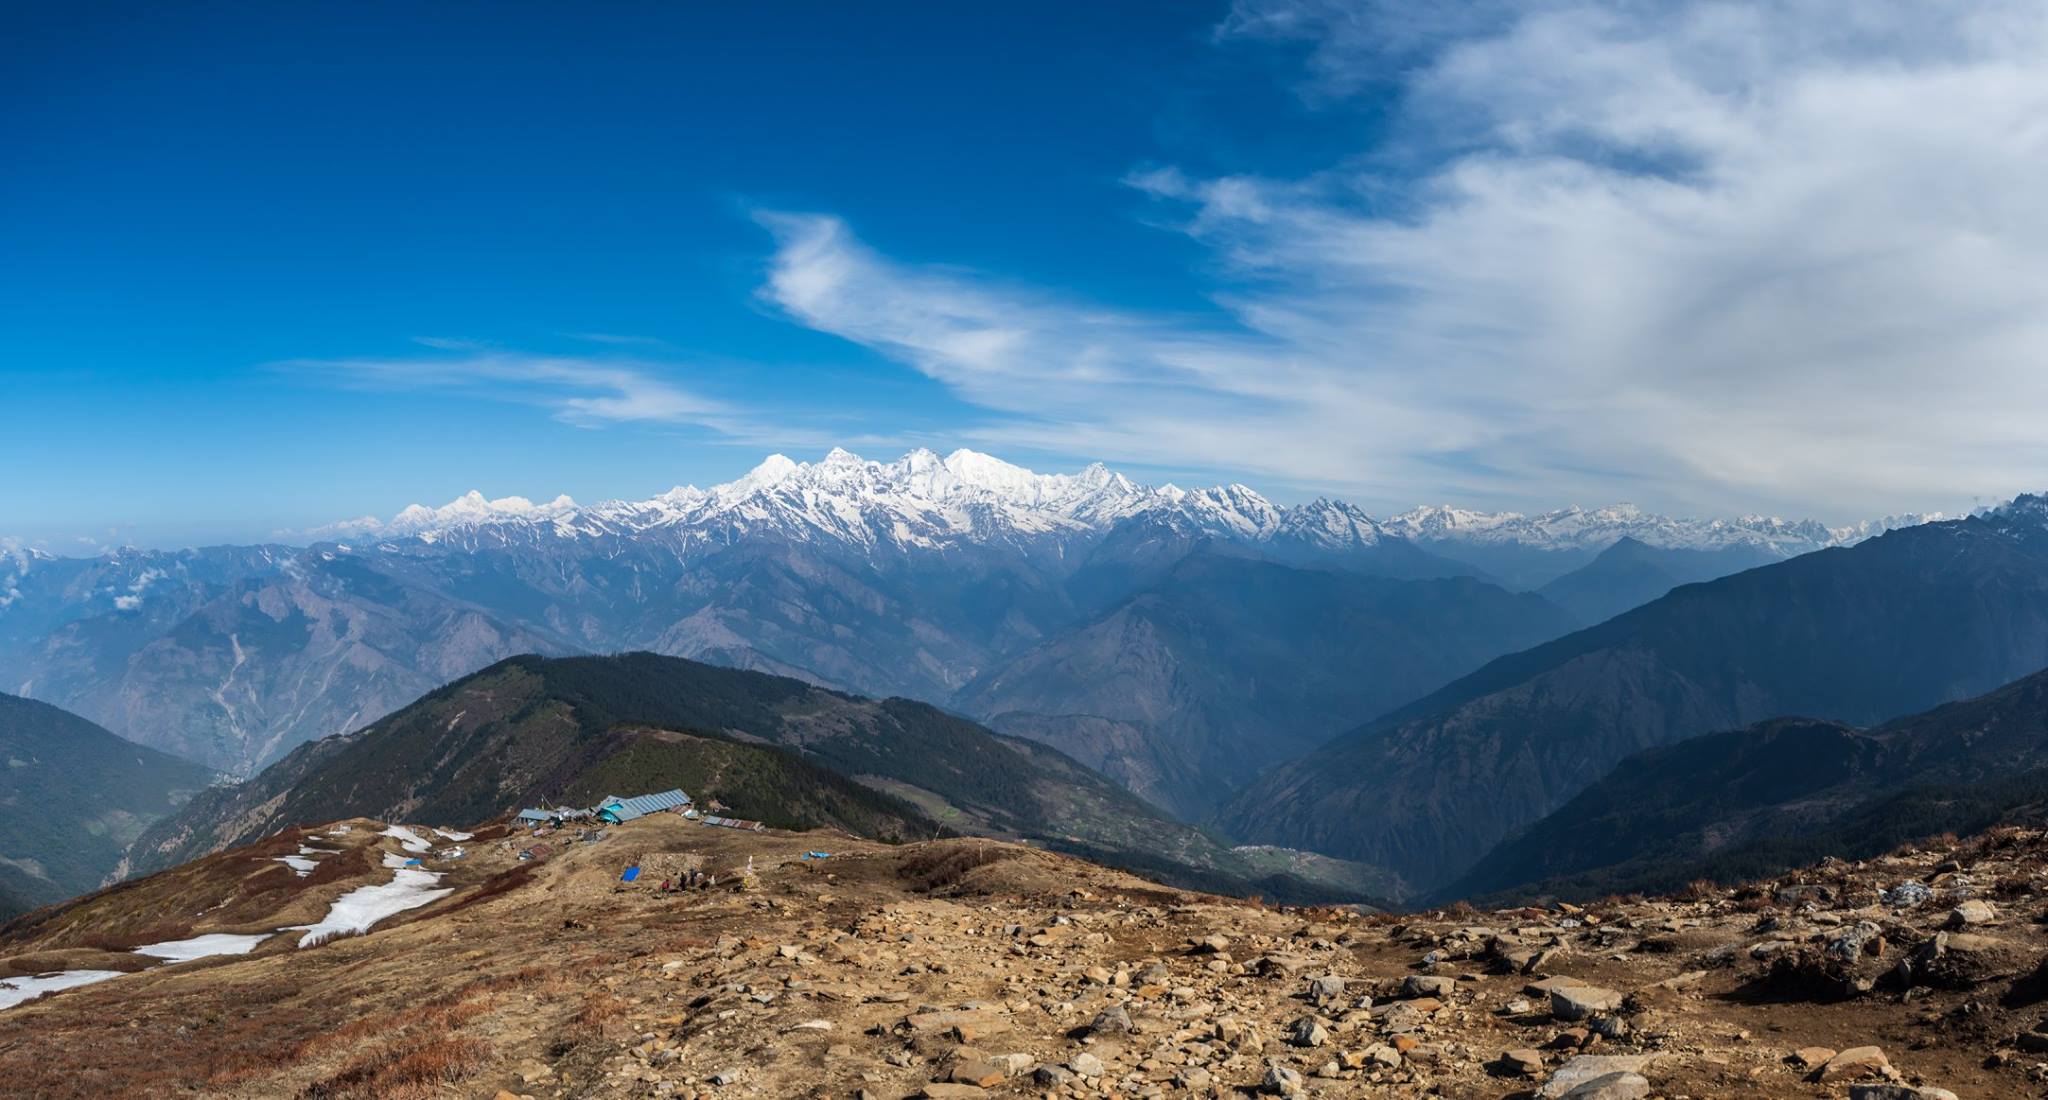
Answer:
(595, 789, 691, 824)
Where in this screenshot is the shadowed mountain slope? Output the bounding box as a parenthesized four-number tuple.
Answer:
(1218, 503, 2048, 892)
(1534, 536, 1780, 625)
(0, 692, 216, 918)
(1451, 664, 2048, 901)
(130, 653, 1391, 902)
(960, 551, 1576, 817)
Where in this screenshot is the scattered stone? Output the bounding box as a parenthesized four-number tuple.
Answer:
(947, 1060, 1005, 1087)
(1306, 973, 1346, 1006)
(1403, 974, 1455, 998)
(1549, 983, 1625, 1021)
(1087, 1004, 1133, 1035)
(1828, 922, 1887, 961)
(1814, 1046, 1894, 1083)
(1883, 882, 1933, 908)
(1032, 1064, 1074, 1087)
(1788, 1046, 1837, 1069)
(1587, 1013, 1628, 1040)
(1501, 1048, 1546, 1076)
(1287, 1016, 1329, 1048)
(1260, 1062, 1305, 1097)
(1947, 899, 1996, 928)
(1360, 1042, 1401, 1068)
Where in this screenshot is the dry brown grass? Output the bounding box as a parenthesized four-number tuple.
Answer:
(297, 1036, 493, 1099)
(409, 862, 535, 920)
(284, 963, 561, 1068)
(74, 920, 196, 952)
(1675, 878, 1723, 903)
(897, 840, 1022, 892)
(565, 990, 630, 1040)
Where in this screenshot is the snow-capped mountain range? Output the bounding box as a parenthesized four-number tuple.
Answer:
(0, 445, 2002, 804)
(309, 446, 1941, 557)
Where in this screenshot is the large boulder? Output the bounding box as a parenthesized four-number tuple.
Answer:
(1549, 983, 1626, 1021)
(1538, 1054, 1658, 1099)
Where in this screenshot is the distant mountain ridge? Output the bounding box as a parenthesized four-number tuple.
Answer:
(1217, 501, 2048, 894)
(958, 550, 1575, 818)
(1449, 663, 2048, 902)
(130, 653, 1393, 902)
(1535, 537, 1783, 625)
(0, 692, 216, 918)
(307, 447, 1932, 561)
(0, 448, 1950, 787)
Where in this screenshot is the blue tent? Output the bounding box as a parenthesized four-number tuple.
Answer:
(621, 866, 641, 883)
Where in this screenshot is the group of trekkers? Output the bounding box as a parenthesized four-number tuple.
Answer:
(655, 867, 716, 892)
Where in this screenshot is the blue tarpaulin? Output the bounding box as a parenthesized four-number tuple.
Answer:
(803, 851, 831, 859)
(621, 866, 640, 883)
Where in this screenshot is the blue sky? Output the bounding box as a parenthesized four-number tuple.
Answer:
(7, 1, 2047, 547)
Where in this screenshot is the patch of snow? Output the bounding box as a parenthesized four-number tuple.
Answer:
(290, 868, 451, 947)
(272, 854, 317, 875)
(134, 932, 273, 962)
(0, 970, 125, 1011)
(379, 825, 432, 853)
(431, 828, 473, 841)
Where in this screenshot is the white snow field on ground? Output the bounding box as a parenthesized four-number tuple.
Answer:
(134, 933, 274, 962)
(0, 970, 125, 1011)
(290, 868, 451, 947)
(273, 842, 338, 876)
(432, 828, 473, 841)
(379, 825, 432, 853)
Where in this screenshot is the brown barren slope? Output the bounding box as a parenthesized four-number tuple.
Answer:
(2, 812, 2040, 1098)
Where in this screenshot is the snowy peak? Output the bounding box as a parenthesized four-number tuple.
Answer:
(317, 448, 1217, 553)
(381, 492, 580, 542)
(310, 447, 1941, 559)
(1385, 501, 1901, 554)
(1274, 498, 1386, 548)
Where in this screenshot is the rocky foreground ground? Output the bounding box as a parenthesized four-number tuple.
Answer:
(6, 817, 2048, 1098)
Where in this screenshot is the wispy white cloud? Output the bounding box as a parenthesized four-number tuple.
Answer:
(760, 0, 2048, 518)
(756, 211, 1439, 500)
(282, 346, 918, 459)
(560, 332, 676, 349)
(282, 350, 731, 430)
